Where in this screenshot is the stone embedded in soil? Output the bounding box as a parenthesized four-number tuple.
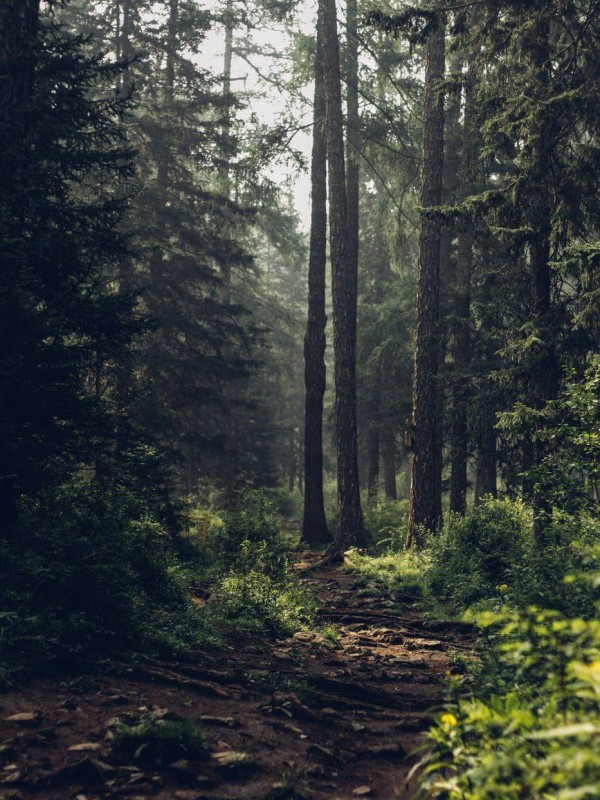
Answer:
(353, 787, 373, 796)
(68, 743, 102, 752)
(168, 759, 194, 774)
(212, 751, 255, 771)
(102, 695, 130, 706)
(4, 713, 40, 727)
(1, 771, 21, 785)
(306, 744, 337, 763)
(198, 715, 238, 728)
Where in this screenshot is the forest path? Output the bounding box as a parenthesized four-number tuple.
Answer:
(0, 556, 474, 800)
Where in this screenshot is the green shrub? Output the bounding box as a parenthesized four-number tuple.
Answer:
(266, 486, 304, 520)
(512, 511, 600, 617)
(0, 482, 211, 682)
(344, 548, 431, 599)
(209, 489, 287, 576)
(112, 713, 207, 767)
(428, 498, 532, 609)
(363, 499, 409, 552)
(211, 538, 317, 636)
(418, 599, 600, 800)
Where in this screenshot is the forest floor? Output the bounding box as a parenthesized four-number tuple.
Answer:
(0, 554, 474, 800)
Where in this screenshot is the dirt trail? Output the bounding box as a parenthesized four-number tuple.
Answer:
(0, 557, 474, 800)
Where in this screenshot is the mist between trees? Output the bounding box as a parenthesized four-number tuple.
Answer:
(0, 2, 599, 798)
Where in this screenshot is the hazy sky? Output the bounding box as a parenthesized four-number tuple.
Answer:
(199, 0, 317, 229)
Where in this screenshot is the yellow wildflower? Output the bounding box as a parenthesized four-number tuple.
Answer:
(440, 713, 458, 727)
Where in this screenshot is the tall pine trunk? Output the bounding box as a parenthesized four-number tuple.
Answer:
(449, 62, 476, 514)
(345, 0, 359, 318)
(0, 0, 41, 535)
(302, 7, 329, 545)
(220, 0, 234, 304)
(474, 273, 498, 504)
(0, 0, 40, 110)
(528, 17, 558, 543)
(381, 422, 397, 500)
(320, 0, 366, 551)
(366, 369, 381, 505)
(407, 12, 445, 547)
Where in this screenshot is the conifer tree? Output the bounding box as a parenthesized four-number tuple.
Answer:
(407, 9, 445, 546)
(320, 0, 366, 550)
(302, 5, 329, 545)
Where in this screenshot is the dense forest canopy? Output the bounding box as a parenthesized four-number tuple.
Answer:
(0, 1, 599, 798)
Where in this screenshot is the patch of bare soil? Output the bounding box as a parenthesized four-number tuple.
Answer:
(0, 557, 474, 800)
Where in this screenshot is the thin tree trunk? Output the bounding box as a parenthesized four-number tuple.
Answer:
(346, 0, 360, 327)
(320, 0, 366, 551)
(302, 7, 330, 545)
(528, 18, 558, 543)
(434, 50, 462, 526)
(407, 11, 445, 547)
(474, 417, 497, 503)
(220, 0, 234, 304)
(0, 0, 41, 535)
(288, 426, 295, 493)
(449, 62, 476, 514)
(381, 423, 397, 500)
(366, 371, 381, 505)
(0, 0, 40, 110)
(474, 273, 498, 505)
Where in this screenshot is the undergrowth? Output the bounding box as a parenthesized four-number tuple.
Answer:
(0, 485, 315, 686)
(418, 594, 600, 800)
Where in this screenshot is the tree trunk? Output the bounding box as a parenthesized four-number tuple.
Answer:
(528, 18, 558, 544)
(407, 12, 445, 547)
(474, 414, 497, 504)
(302, 8, 329, 545)
(0, 0, 41, 536)
(366, 371, 381, 505)
(381, 423, 397, 500)
(320, 0, 366, 550)
(449, 62, 476, 514)
(220, 0, 234, 303)
(345, 0, 359, 321)
(0, 0, 40, 111)
(474, 273, 498, 505)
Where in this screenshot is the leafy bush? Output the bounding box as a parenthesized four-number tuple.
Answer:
(344, 548, 431, 600)
(111, 713, 207, 767)
(428, 498, 532, 609)
(418, 598, 600, 800)
(363, 499, 409, 552)
(0, 482, 211, 683)
(209, 489, 286, 576)
(512, 511, 600, 617)
(211, 539, 317, 636)
(266, 486, 304, 520)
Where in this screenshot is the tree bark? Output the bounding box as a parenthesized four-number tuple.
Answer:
(528, 17, 559, 543)
(366, 370, 381, 505)
(220, 0, 234, 303)
(320, 0, 366, 550)
(381, 421, 397, 500)
(474, 273, 498, 505)
(0, 0, 41, 536)
(0, 0, 40, 111)
(346, 0, 359, 330)
(407, 11, 445, 547)
(302, 8, 329, 545)
(474, 418, 497, 503)
(449, 62, 476, 514)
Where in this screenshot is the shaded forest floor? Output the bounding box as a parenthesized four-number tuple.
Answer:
(0, 555, 474, 800)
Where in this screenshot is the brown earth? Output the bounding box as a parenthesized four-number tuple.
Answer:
(0, 556, 474, 800)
